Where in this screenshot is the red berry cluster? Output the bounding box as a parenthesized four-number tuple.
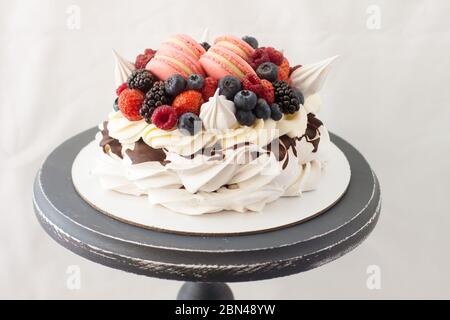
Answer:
(242, 74, 274, 104)
(135, 48, 156, 69)
(116, 62, 217, 131)
(112, 36, 303, 131)
(249, 47, 283, 69)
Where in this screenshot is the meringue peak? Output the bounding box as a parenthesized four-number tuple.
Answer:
(200, 89, 237, 131)
(200, 28, 209, 43)
(113, 49, 135, 87)
(289, 55, 338, 99)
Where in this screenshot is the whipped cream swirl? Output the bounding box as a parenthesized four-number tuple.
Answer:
(93, 123, 331, 215)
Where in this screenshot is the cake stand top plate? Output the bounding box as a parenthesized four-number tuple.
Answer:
(33, 127, 381, 282)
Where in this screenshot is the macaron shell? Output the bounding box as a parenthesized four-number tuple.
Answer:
(157, 47, 205, 75)
(199, 55, 234, 80)
(163, 34, 206, 59)
(177, 34, 206, 58)
(214, 35, 255, 61)
(147, 46, 206, 81)
(146, 58, 189, 80)
(211, 46, 256, 77)
(200, 46, 256, 80)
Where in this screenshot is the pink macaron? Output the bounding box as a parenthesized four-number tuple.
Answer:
(146, 34, 206, 80)
(160, 34, 206, 60)
(199, 46, 256, 80)
(146, 48, 205, 80)
(214, 35, 255, 62)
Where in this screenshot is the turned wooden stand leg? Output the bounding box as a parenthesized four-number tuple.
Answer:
(177, 282, 234, 300)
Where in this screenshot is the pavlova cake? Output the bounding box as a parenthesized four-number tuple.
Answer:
(94, 34, 337, 215)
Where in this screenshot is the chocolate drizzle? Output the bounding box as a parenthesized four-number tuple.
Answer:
(264, 114, 324, 169)
(99, 121, 122, 158)
(302, 113, 323, 152)
(125, 139, 169, 165)
(99, 121, 168, 165)
(265, 135, 298, 170)
(184, 142, 253, 161)
(99, 113, 325, 170)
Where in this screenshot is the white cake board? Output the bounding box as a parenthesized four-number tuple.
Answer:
(72, 141, 351, 235)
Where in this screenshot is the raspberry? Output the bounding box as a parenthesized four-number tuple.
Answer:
(135, 48, 156, 69)
(260, 79, 275, 104)
(242, 74, 264, 97)
(116, 82, 128, 96)
(249, 48, 270, 69)
(151, 105, 178, 130)
(249, 47, 284, 69)
(277, 58, 290, 81)
(201, 77, 218, 101)
(289, 64, 302, 76)
(172, 90, 204, 116)
(266, 47, 284, 66)
(118, 89, 144, 121)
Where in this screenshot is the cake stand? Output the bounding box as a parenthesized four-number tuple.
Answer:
(32, 127, 381, 300)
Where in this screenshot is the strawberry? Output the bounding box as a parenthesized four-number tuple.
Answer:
(201, 77, 218, 101)
(172, 90, 204, 116)
(260, 79, 275, 104)
(118, 88, 144, 121)
(277, 58, 290, 81)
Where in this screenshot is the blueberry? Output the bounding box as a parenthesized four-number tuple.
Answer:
(113, 97, 119, 112)
(187, 74, 205, 91)
(254, 99, 271, 120)
(200, 42, 211, 51)
(270, 103, 283, 121)
(235, 110, 256, 126)
(293, 88, 305, 105)
(233, 90, 257, 111)
(218, 75, 242, 100)
(178, 112, 202, 135)
(165, 74, 186, 96)
(256, 62, 278, 82)
(242, 36, 258, 49)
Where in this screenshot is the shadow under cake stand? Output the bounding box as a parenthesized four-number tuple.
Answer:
(33, 128, 381, 300)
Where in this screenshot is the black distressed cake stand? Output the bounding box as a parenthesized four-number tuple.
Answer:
(32, 128, 381, 300)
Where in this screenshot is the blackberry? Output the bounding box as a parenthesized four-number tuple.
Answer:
(127, 69, 155, 93)
(140, 81, 170, 123)
(273, 80, 300, 114)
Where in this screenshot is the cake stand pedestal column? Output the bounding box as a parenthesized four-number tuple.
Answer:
(32, 128, 381, 300)
(177, 282, 234, 300)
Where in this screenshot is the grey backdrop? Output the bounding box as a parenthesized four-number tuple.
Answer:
(1, 0, 449, 299)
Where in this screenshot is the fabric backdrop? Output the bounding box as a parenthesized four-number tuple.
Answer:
(1, 0, 449, 299)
